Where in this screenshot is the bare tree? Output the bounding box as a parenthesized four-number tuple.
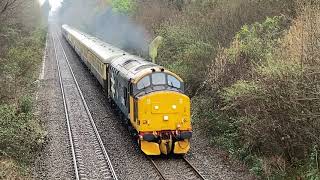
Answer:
(0, 0, 23, 24)
(0, 0, 19, 15)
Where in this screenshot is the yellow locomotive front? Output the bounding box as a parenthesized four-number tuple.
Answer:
(129, 69, 192, 155)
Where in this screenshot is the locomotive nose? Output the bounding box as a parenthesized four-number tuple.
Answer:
(139, 91, 190, 131)
(137, 91, 192, 155)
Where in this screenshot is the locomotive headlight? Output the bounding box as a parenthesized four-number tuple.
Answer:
(154, 105, 159, 110)
(163, 115, 169, 121)
(172, 105, 177, 110)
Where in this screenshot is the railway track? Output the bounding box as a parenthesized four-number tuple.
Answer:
(52, 30, 117, 180)
(148, 156, 206, 180)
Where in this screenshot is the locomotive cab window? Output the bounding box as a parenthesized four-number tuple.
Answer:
(167, 75, 181, 89)
(137, 76, 151, 90)
(133, 73, 184, 96)
(152, 73, 166, 85)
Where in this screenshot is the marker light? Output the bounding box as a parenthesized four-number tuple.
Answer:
(163, 115, 169, 121)
(154, 105, 159, 110)
(172, 105, 177, 109)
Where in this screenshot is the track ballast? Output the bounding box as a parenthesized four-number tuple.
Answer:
(52, 30, 117, 180)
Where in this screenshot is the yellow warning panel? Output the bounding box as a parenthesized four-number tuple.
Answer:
(140, 140, 161, 155)
(173, 140, 190, 154)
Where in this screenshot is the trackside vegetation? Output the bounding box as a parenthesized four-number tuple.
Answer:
(0, 0, 49, 178)
(193, 2, 319, 179)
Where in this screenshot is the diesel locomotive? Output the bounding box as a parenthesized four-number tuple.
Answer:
(61, 25, 192, 155)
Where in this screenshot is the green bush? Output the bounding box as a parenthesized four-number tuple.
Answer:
(0, 28, 46, 164)
(234, 15, 286, 60)
(0, 104, 45, 162)
(0, 28, 46, 104)
(304, 146, 320, 179)
(157, 23, 214, 96)
(19, 96, 33, 114)
(111, 0, 136, 14)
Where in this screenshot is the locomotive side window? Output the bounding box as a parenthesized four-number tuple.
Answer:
(124, 87, 128, 107)
(137, 76, 150, 90)
(152, 73, 166, 85)
(168, 75, 181, 89)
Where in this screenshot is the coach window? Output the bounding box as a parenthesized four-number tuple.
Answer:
(137, 76, 150, 90)
(152, 73, 166, 85)
(167, 75, 181, 89)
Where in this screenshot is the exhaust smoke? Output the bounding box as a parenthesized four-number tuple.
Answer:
(59, 0, 149, 56)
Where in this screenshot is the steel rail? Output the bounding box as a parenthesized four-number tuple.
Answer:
(182, 157, 206, 180)
(147, 156, 166, 180)
(52, 33, 80, 180)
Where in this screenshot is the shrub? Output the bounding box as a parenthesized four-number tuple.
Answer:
(207, 16, 288, 89)
(0, 28, 46, 162)
(156, 23, 214, 96)
(0, 104, 45, 162)
(0, 158, 27, 179)
(19, 96, 33, 114)
(302, 146, 320, 179)
(0, 28, 46, 104)
(111, 0, 136, 14)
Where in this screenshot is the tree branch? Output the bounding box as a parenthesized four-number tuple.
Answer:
(0, 0, 18, 15)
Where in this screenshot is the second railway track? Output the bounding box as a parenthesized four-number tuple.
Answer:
(52, 29, 117, 180)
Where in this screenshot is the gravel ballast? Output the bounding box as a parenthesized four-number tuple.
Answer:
(32, 29, 74, 180)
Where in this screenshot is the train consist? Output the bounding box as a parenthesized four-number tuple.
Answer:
(61, 25, 192, 155)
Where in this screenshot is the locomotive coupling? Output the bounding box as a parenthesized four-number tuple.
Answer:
(159, 138, 173, 155)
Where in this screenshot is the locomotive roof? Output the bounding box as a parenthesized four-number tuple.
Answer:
(110, 55, 163, 81)
(62, 25, 126, 64)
